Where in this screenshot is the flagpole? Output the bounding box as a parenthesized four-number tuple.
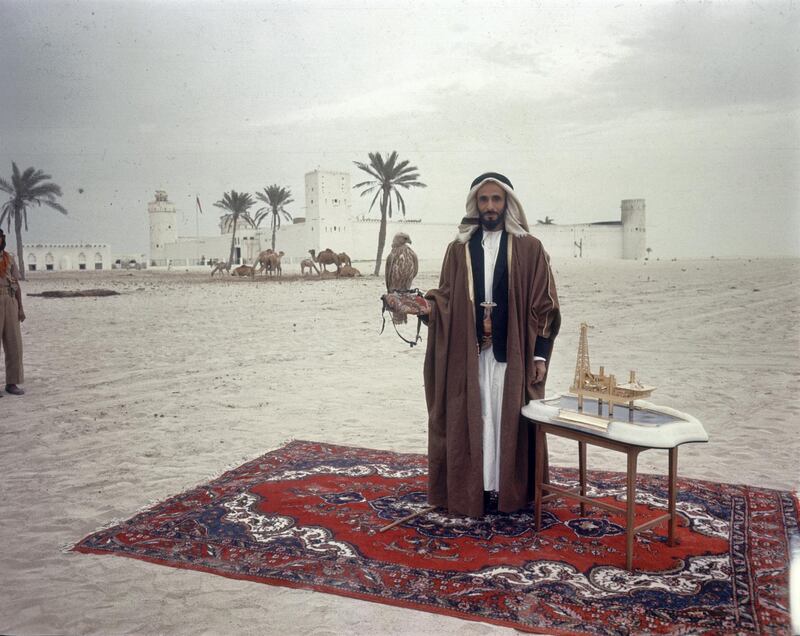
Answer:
(195, 195, 202, 266)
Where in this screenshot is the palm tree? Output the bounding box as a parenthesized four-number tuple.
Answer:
(353, 151, 426, 276)
(213, 190, 256, 266)
(537, 216, 555, 225)
(0, 163, 67, 280)
(254, 185, 294, 252)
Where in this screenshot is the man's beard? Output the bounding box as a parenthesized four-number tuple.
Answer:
(0, 238, 5, 252)
(480, 209, 505, 231)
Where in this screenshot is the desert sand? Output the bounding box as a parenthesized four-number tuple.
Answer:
(1, 257, 798, 635)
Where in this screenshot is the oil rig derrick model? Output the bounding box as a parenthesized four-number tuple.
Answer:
(570, 323, 655, 417)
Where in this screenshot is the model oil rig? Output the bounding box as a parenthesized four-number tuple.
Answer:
(568, 322, 655, 420)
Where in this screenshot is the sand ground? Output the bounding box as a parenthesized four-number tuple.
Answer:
(1, 257, 798, 635)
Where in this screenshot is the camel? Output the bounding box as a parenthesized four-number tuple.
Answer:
(254, 249, 274, 276)
(232, 264, 255, 278)
(300, 258, 319, 276)
(338, 265, 361, 277)
(266, 251, 284, 277)
(337, 252, 352, 268)
(309, 248, 341, 275)
(210, 260, 230, 276)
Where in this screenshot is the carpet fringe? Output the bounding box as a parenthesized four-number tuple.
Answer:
(63, 498, 172, 554)
(62, 515, 132, 554)
(199, 437, 297, 484)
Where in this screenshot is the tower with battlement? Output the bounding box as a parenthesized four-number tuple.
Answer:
(148, 190, 177, 265)
(621, 199, 646, 260)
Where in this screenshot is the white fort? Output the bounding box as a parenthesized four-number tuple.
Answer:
(148, 170, 647, 268)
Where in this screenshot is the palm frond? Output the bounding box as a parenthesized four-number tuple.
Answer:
(253, 207, 271, 227)
(27, 182, 62, 197)
(394, 189, 407, 218)
(353, 179, 378, 189)
(356, 184, 380, 197)
(367, 188, 381, 212)
(0, 201, 11, 226)
(392, 159, 410, 175)
(44, 200, 68, 215)
(354, 162, 381, 182)
(368, 152, 386, 175)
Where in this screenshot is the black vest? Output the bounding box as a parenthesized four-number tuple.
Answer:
(469, 229, 509, 362)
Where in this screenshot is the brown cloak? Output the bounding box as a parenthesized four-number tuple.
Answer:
(423, 233, 560, 516)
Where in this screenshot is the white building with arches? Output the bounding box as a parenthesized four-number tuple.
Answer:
(21, 243, 112, 272)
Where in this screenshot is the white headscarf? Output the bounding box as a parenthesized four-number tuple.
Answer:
(456, 175, 530, 243)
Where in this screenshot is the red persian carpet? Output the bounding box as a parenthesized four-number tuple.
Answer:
(74, 440, 798, 635)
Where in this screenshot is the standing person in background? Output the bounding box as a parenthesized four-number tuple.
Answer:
(419, 172, 560, 516)
(0, 228, 25, 396)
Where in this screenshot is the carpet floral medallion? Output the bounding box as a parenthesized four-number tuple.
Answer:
(74, 440, 798, 635)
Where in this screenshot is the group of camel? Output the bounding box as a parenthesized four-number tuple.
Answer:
(210, 249, 284, 278)
(303, 249, 360, 277)
(210, 248, 361, 278)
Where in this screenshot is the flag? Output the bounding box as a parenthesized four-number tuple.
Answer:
(196, 195, 203, 215)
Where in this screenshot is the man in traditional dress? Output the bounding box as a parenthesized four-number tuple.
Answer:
(0, 228, 25, 397)
(420, 172, 560, 516)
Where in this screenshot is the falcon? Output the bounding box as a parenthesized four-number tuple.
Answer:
(385, 232, 419, 324)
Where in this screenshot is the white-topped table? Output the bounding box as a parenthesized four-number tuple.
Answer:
(521, 395, 709, 570)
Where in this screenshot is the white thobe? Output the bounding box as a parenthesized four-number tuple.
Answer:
(479, 230, 506, 492)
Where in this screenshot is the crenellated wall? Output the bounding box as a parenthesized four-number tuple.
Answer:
(148, 173, 648, 269)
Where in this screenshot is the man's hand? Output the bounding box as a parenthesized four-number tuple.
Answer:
(18, 308, 25, 322)
(533, 360, 546, 383)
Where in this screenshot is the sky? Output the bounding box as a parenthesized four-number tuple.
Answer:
(1, 0, 798, 259)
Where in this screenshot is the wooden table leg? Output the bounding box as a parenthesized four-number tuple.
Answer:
(579, 441, 587, 516)
(668, 447, 678, 546)
(626, 450, 638, 571)
(534, 424, 545, 532)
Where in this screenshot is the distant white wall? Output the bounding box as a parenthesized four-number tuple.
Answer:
(156, 216, 641, 270)
(533, 223, 624, 260)
(149, 175, 647, 268)
(352, 218, 447, 264)
(350, 219, 627, 267)
(151, 236, 229, 267)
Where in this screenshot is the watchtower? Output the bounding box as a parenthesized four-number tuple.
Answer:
(148, 190, 177, 265)
(621, 199, 646, 260)
(304, 170, 353, 254)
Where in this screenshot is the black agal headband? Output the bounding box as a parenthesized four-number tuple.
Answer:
(470, 172, 514, 190)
